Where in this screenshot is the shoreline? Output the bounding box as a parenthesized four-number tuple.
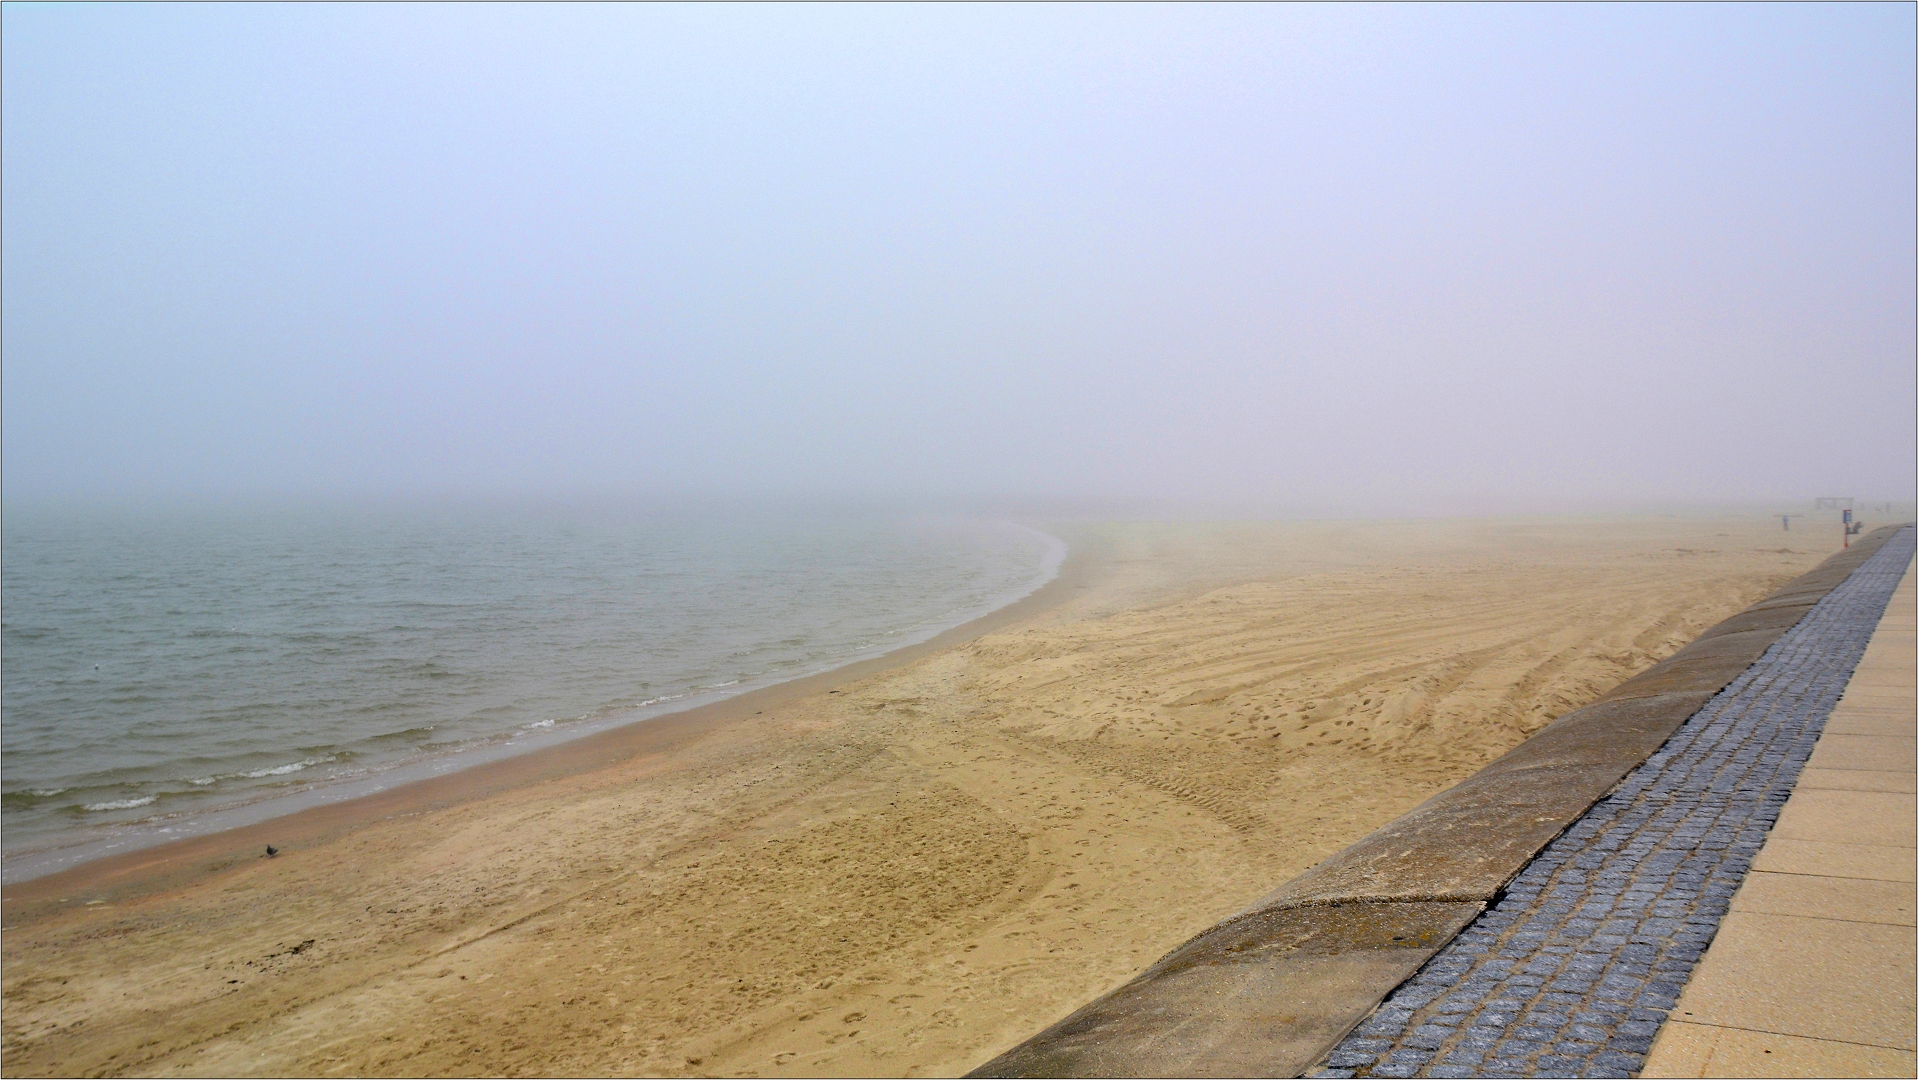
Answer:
(1, 520, 1069, 885)
(1, 515, 1850, 1078)
(0, 523, 1087, 908)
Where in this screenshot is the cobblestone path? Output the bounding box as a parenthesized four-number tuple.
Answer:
(1315, 525, 1917, 1079)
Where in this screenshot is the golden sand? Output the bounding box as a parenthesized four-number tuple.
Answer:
(0, 516, 1838, 1077)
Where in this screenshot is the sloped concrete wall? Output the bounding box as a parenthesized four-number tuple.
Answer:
(970, 525, 1905, 1079)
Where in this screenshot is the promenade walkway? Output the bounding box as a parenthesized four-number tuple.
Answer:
(1315, 526, 1916, 1078)
(1640, 548, 1915, 1077)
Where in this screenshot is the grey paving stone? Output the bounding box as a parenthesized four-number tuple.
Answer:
(1608, 1033, 1654, 1054)
(1549, 1040, 1601, 1056)
(1494, 1038, 1545, 1058)
(1592, 1050, 1643, 1072)
(1537, 992, 1583, 1009)
(1392, 986, 1443, 1009)
(1315, 526, 1915, 1077)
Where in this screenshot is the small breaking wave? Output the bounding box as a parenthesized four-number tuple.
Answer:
(240, 756, 334, 779)
(181, 755, 343, 788)
(83, 796, 156, 812)
(0, 788, 69, 809)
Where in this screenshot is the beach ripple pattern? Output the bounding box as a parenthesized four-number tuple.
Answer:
(1313, 524, 1915, 1079)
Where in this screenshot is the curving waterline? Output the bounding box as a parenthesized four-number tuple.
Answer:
(1, 523, 1068, 886)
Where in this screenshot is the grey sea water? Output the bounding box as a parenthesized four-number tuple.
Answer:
(0, 501, 1062, 880)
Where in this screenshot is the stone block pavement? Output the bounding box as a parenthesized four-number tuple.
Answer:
(1312, 524, 1917, 1079)
(1641, 544, 1915, 1077)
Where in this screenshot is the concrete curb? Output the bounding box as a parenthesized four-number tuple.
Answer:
(969, 526, 1906, 1079)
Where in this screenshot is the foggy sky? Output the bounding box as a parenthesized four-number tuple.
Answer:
(4, 4, 1913, 511)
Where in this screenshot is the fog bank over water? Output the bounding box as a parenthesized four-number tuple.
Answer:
(4, 5, 1913, 510)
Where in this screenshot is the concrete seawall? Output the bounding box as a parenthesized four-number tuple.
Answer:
(971, 525, 1907, 1079)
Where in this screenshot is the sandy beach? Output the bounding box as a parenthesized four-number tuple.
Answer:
(0, 515, 1843, 1077)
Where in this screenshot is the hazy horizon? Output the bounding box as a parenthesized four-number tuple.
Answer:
(5, 4, 1914, 512)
